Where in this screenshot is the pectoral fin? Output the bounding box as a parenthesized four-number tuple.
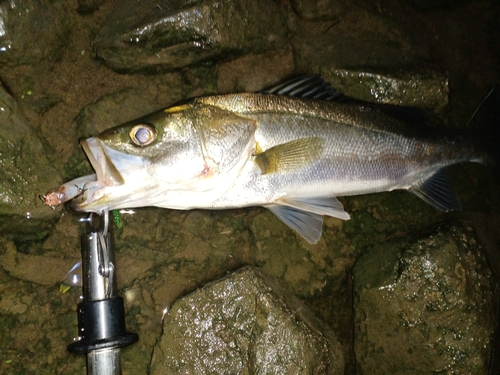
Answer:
(266, 196, 350, 244)
(254, 138, 324, 174)
(409, 170, 461, 212)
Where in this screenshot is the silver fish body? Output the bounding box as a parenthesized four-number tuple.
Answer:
(196, 94, 474, 207)
(46, 78, 488, 243)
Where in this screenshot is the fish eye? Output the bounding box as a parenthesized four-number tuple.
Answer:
(129, 124, 157, 146)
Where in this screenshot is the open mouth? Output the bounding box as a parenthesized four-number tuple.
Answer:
(70, 137, 150, 212)
(44, 136, 149, 213)
(80, 137, 125, 188)
(62, 137, 126, 213)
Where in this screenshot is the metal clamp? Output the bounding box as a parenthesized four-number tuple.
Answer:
(68, 210, 138, 374)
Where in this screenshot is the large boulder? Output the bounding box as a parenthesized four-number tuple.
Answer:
(150, 267, 344, 374)
(93, 0, 288, 73)
(354, 224, 496, 374)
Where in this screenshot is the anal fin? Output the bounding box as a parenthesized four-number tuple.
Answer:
(409, 170, 461, 212)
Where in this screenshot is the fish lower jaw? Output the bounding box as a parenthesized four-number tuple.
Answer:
(70, 179, 162, 213)
(69, 189, 107, 213)
(69, 178, 119, 213)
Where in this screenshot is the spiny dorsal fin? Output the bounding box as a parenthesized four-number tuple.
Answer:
(261, 75, 343, 101)
(262, 75, 430, 125)
(254, 137, 324, 174)
(409, 170, 461, 212)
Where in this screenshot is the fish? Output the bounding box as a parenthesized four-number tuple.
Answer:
(43, 76, 497, 244)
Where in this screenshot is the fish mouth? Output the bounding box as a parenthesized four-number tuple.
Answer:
(69, 137, 127, 213)
(80, 137, 125, 188)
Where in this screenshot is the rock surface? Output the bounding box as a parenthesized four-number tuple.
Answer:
(0, 85, 61, 222)
(93, 0, 288, 73)
(0, 0, 73, 68)
(290, 0, 351, 21)
(150, 267, 344, 375)
(354, 224, 496, 374)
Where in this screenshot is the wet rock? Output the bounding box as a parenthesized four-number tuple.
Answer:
(248, 209, 352, 298)
(291, 7, 449, 108)
(291, 0, 351, 21)
(75, 68, 220, 137)
(0, 264, 85, 374)
(0, 0, 73, 68)
(77, 0, 101, 15)
(0, 84, 62, 221)
(0, 239, 79, 286)
(216, 48, 295, 93)
(405, 0, 467, 12)
(353, 224, 496, 374)
(150, 267, 344, 375)
(93, 0, 288, 73)
(292, 8, 429, 68)
(326, 68, 449, 109)
(113, 256, 153, 289)
(75, 87, 160, 137)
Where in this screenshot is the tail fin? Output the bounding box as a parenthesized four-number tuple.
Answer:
(466, 85, 500, 167)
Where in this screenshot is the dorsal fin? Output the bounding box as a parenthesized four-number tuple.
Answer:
(260, 75, 344, 101)
(261, 75, 430, 125)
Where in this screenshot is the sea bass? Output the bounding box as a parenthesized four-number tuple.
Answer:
(43, 76, 494, 244)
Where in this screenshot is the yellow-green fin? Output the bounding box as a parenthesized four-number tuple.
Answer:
(254, 137, 324, 174)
